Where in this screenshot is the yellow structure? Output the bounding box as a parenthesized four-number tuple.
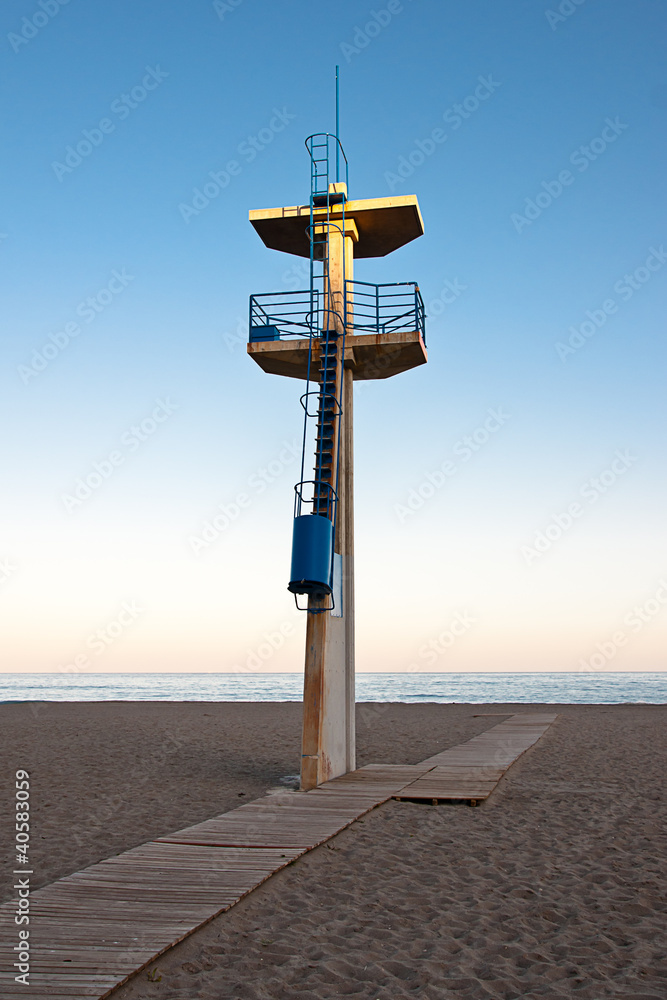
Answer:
(249, 164, 426, 790)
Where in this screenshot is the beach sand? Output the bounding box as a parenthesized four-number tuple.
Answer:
(1, 701, 665, 998)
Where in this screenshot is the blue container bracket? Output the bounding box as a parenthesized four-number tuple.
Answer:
(249, 324, 280, 342)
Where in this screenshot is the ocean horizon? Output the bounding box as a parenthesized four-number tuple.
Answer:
(1, 672, 665, 704)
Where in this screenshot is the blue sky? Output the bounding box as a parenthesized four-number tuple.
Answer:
(1, 0, 665, 675)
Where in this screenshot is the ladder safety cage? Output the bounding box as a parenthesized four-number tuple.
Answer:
(306, 133, 349, 201)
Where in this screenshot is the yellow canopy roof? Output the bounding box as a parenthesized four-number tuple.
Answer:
(249, 195, 424, 259)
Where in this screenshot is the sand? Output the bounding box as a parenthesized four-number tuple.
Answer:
(1, 701, 665, 998)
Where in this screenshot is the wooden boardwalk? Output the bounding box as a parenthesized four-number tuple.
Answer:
(0, 714, 556, 999)
(394, 713, 557, 805)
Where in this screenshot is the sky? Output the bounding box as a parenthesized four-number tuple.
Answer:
(1, 0, 665, 676)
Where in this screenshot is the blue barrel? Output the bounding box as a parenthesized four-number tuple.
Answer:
(288, 514, 333, 597)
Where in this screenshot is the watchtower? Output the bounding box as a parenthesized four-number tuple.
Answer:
(248, 133, 426, 789)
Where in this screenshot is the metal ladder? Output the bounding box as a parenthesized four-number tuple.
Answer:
(312, 334, 338, 515)
(307, 134, 339, 518)
(292, 133, 348, 557)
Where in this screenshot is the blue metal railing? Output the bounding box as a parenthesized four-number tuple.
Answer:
(346, 281, 426, 345)
(249, 290, 320, 341)
(248, 282, 426, 344)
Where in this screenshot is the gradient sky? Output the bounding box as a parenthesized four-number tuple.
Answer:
(1, 0, 665, 675)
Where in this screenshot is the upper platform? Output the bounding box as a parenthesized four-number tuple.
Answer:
(249, 194, 424, 259)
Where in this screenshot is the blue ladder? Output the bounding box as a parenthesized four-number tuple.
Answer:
(288, 134, 348, 607)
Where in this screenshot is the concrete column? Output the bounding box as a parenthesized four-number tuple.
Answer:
(300, 196, 356, 789)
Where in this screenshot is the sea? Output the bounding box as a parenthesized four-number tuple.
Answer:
(0, 672, 665, 704)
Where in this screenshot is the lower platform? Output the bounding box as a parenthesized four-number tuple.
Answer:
(247, 330, 428, 381)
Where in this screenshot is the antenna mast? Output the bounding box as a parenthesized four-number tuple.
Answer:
(335, 65, 340, 182)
